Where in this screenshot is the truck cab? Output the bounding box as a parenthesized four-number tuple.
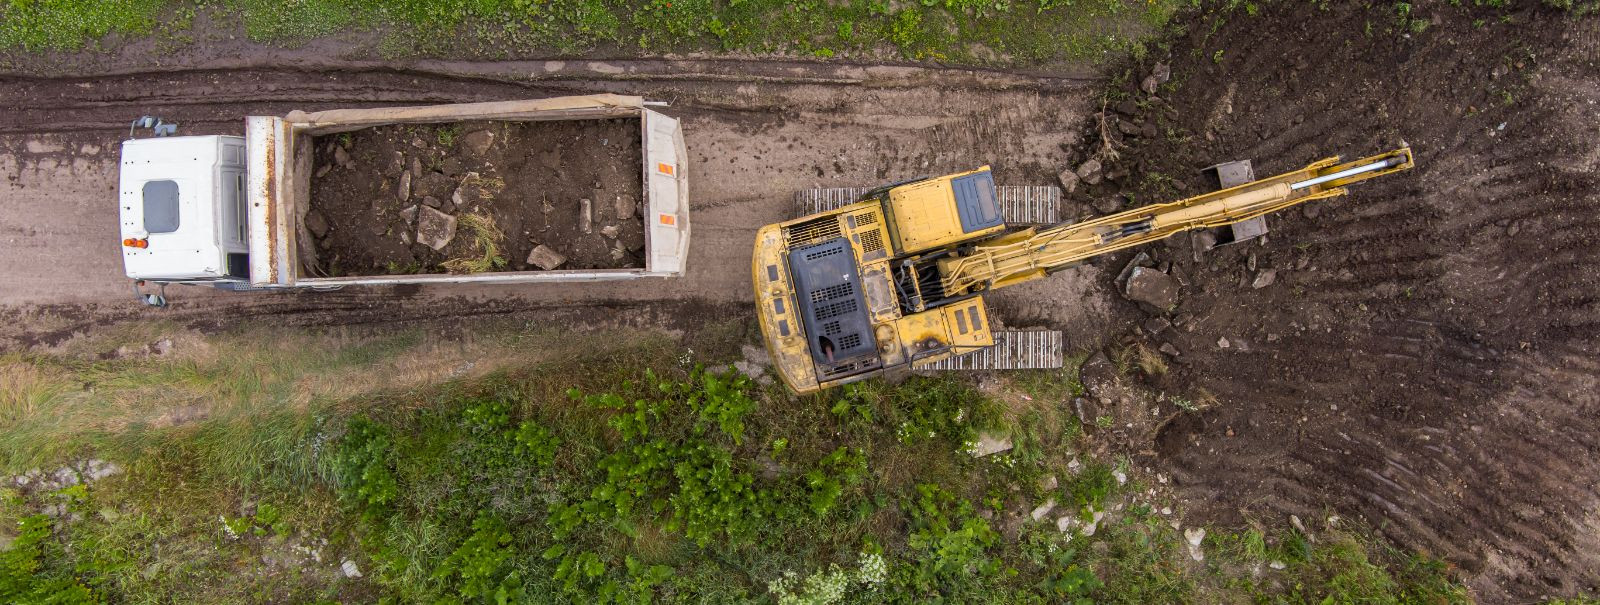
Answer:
(119, 135, 250, 283)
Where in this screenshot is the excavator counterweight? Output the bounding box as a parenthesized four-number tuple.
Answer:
(754, 147, 1414, 395)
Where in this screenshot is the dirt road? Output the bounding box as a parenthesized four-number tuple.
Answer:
(0, 58, 1114, 347)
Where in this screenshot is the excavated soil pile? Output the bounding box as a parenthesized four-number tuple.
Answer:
(1073, 3, 1600, 599)
(305, 118, 645, 276)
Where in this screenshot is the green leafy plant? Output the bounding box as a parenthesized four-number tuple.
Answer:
(0, 514, 96, 604)
(898, 483, 1000, 594)
(804, 446, 868, 516)
(434, 514, 521, 602)
(334, 417, 400, 517)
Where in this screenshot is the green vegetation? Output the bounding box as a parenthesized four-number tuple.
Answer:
(0, 321, 1474, 602)
(1, 0, 1184, 65)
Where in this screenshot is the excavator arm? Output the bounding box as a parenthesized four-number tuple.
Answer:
(929, 147, 1414, 300)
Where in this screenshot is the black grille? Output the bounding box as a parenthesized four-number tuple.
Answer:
(816, 299, 858, 320)
(787, 238, 877, 371)
(811, 283, 852, 304)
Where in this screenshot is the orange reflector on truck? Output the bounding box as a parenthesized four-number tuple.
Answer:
(657, 162, 675, 176)
(659, 213, 676, 226)
(122, 238, 148, 248)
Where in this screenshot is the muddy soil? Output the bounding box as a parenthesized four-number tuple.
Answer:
(1072, 2, 1600, 600)
(307, 119, 644, 276)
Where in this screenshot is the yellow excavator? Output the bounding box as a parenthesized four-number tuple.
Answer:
(753, 147, 1415, 395)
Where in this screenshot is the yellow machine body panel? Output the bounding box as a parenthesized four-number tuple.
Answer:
(882, 167, 1008, 255)
(755, 148, 1415, 395)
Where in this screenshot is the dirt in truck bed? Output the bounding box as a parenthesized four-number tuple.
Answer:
(305, 118, 645, 277)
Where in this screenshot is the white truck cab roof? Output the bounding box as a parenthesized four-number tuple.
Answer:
(119, 135, 249, 281)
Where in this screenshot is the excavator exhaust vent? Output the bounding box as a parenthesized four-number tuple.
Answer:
(785, 215, 842, 248)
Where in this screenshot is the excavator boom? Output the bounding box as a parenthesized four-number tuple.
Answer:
(754, 147, 1414, 395)
(935, 147, 1414, 299)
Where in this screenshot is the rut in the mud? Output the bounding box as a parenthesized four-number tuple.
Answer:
(1086, 3, 1600, 599)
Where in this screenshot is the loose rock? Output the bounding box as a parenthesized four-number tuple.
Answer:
(304, 209, 330, 238)
(415, 206, 457, 251)
(1143, 317, 1172, 335)
(615, 195, 637, 220)
(397, 171, 412, 201)
(971, 432, 1013, 457)
(526, 245, 567, 270)
(410, 156, 422, 180)
(341, 560, 363, 579)
(1058, 168, 1081, 194)
(579, 198, 593, 234)
(1076, 158, 1104, 185)
(1030, 500, 1057, 521)
(1092, 195, 1123, 214)
(601, 225, 620, 239)
(1124, 266, 1180, 310)
(333, 145, 351, 169)
(399, 205, 418, 224)
(461, 130, 495, 156)
(1152, 61, 1172, 84)
(1252, 269, 1278, 289)
(1078, 353, 1119, 402)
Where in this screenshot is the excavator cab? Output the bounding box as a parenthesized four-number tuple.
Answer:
(753, 167, 1006, 394)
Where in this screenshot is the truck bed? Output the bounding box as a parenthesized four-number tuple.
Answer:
(304, 118, 645, 277)
(245, 95, 688, 287)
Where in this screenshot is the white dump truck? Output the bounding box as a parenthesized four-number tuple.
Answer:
(118, 94, 689, 306)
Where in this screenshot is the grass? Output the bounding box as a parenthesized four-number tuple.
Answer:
(441, 213, 508, 274)
(0, 0, 1188, 66)
(0, 320, 1474, 603)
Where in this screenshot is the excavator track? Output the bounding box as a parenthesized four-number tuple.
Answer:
(795, 185, 1061, 224)
(912, 329, 1064, 371)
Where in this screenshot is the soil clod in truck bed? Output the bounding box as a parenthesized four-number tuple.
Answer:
(305, 118, 645, 277)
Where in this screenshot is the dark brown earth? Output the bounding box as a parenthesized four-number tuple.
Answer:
(2, 3, 1599, 601)
(1073, 2, 1600, 601)
(307, 118, 645, 276)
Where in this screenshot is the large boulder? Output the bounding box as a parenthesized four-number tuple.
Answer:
(1124, 266, 1179, 311)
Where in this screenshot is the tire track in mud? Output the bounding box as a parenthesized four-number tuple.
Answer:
(1122, 4, 1600, 599)
(0, 58, 1094, 134)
